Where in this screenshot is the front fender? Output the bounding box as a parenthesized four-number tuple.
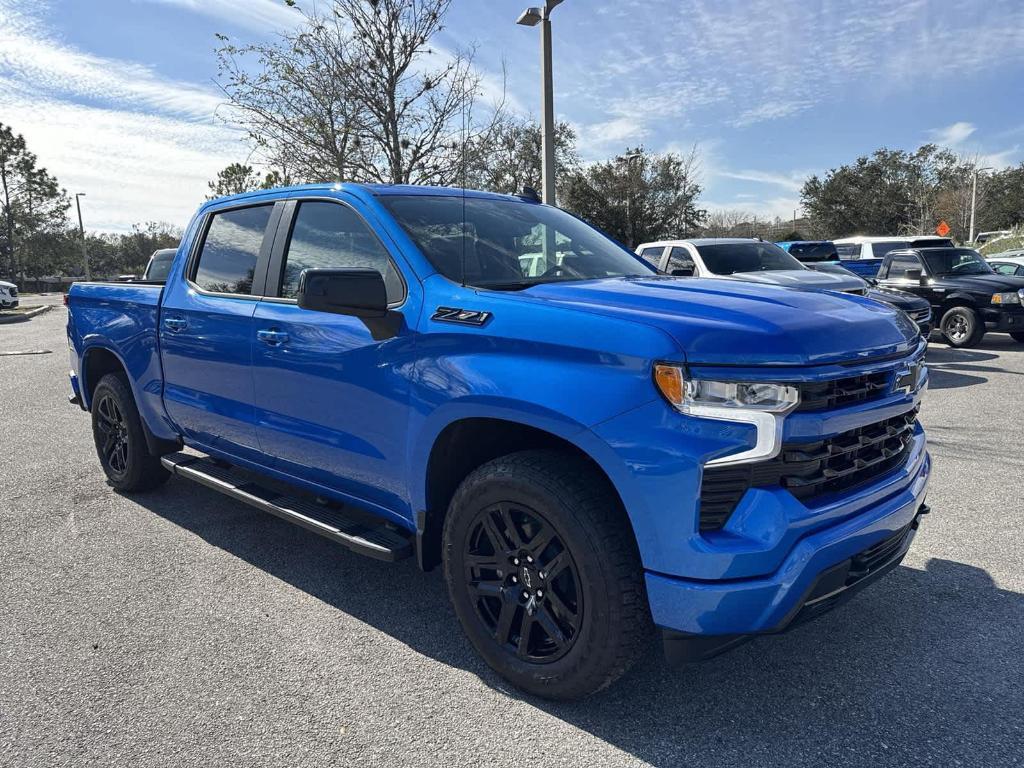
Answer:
(406, 395, 598, 513)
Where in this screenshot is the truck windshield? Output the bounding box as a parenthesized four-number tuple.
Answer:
(921, 248, 994, 276)
(380, 195, 654, 289)
(695, 241, 806, 275)
(788, 242, 838, 262)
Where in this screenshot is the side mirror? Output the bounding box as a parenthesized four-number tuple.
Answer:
(905, 268, 923, 282)
(297, 268, 388, 318)
(670, 266, 695, 277)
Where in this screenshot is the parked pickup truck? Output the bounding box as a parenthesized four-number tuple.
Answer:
(67, 184, 932, 699)
(832, 236, 954, 278)
(637, 238, 933, 336)
(875, 245, 1024, 347)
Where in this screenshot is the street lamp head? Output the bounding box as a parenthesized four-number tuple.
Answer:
(75, 192, 86, 198)
(516, 7, 542, 26)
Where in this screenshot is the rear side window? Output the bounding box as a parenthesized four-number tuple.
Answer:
(193, 205, 273, 294)
(867, 241, 906, 260)
(835, 243, 862, 258)
(279, 201, 403, 302)
(789, 242, 837, 262)
(885, 254, 922, 279)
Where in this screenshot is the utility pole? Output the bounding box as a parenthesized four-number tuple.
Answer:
(75, 192, 91, 280)
(517, 1, 564, 206)
(968, 166, 992, 244)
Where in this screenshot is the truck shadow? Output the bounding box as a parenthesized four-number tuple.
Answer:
(141, 484, 1021, 767)
(924, 344, 1024, 389)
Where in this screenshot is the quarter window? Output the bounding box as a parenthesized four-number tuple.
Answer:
(667, 246, 695, 275)
(193, 205, 273, 295)
(639, 247, 664, 267)
(279, 201, 403, 302)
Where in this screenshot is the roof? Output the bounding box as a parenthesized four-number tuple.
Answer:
(202, 182, 532, 208)
(636, 238, 759, 249)
(832, 235, 950, 244)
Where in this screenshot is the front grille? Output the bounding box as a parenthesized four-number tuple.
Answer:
(907, 307, 931, 324)
(795, 370, 891, 412)
(699, 408, 919, 531)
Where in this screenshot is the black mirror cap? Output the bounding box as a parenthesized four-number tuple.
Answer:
(297, 268, 388, 318)
(905, 268, 923, 282)
(670, 267, 695, 277)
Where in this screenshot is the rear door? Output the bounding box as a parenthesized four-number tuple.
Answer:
(250, 194, 419, 519)
(160, 201, 281, 462)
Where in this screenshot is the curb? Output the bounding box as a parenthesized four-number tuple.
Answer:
(0, 304, 53, 325)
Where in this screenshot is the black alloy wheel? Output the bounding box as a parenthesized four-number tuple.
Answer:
(463, 502, 583, 663)
(95, 393, 130, 477)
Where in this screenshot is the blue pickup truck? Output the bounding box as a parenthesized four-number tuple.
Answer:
(67, 184, 931, 699)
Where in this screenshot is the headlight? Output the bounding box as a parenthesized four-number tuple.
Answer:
(653, 365, 799, 413)
(653, 365, 800, 467)
(991, 291, 1022, 305)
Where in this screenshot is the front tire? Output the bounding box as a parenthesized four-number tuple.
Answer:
(91, 373, 169, 492)
(940, 306, 985, 348)
(442, 450, 650, 700)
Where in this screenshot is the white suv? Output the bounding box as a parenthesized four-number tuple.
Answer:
(0, 280, 19, 309)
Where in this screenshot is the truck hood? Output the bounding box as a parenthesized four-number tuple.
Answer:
(725, 269, 866, 294)
(522, 277, 920, 366)
(934, 273, 1024, 293)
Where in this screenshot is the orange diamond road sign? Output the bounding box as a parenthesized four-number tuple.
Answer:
(936, 220, 951, 237)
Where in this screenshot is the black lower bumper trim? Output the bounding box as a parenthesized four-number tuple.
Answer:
(662, 501, 930, 665)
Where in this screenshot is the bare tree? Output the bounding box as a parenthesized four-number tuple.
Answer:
(216, 0, 502, 186)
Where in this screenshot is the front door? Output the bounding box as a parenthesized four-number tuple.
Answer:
(160, 202, 279, 462)
(251, 196, 418, 520)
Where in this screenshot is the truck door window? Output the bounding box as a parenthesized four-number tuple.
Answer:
(667, 247, 695, 275)
(835, 243, 861, 259)
(885, 254, 923, 279)
(193, 205, 273, 294)
(279, 201, 403, 302)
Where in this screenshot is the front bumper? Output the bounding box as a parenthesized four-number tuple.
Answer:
(647, 446, 931, 652)
(981, 306, 1024, 333)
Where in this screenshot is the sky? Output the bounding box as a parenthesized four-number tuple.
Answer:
(1, 0, 1023, 232)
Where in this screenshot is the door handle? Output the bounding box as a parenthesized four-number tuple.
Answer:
(164, 317, 187, 332)
(257, 328, 290, 345)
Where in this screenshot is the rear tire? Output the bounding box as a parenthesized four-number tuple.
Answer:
(442, 450, 650, 700)
(940, 306, 985, 348)
(1010, 331, 1024, 343)
(91, 373, 169, 492)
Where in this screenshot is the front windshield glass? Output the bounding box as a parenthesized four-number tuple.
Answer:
(380, 195, 654, 288)
(921, 248, 994, 276)
(695, 241, 806, 275)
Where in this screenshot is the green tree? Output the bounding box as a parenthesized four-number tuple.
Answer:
(465, 116, 578, 199)
(561, 146, 706, 248)
(206, 163, 286, 199)
(0, 122, 69, 280)
(801, 144, 973, 239)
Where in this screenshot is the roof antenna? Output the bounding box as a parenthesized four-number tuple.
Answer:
(460, 94, 468, 288)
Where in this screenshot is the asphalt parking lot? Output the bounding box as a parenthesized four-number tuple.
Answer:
(2, 301, 1022, 767)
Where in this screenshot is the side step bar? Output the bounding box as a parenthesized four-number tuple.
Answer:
(161, 453, 413, 562)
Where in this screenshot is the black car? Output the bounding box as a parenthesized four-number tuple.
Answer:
(876, 247, 1024, 348)
(807, 262, 933, 337)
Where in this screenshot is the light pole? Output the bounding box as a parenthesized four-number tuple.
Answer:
(517, 0, 563, 206)
(75, 193, 91, 280)
(619, 151, 643, 248)
(968, 166, 992, 244)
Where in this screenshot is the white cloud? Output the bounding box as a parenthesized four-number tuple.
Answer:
(718, 169, 806, 193)
(928, 122, 977, 148)
(0, 2, 222, 120)
(0, 1, 243, 231)
(134, 0, 305, 33)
